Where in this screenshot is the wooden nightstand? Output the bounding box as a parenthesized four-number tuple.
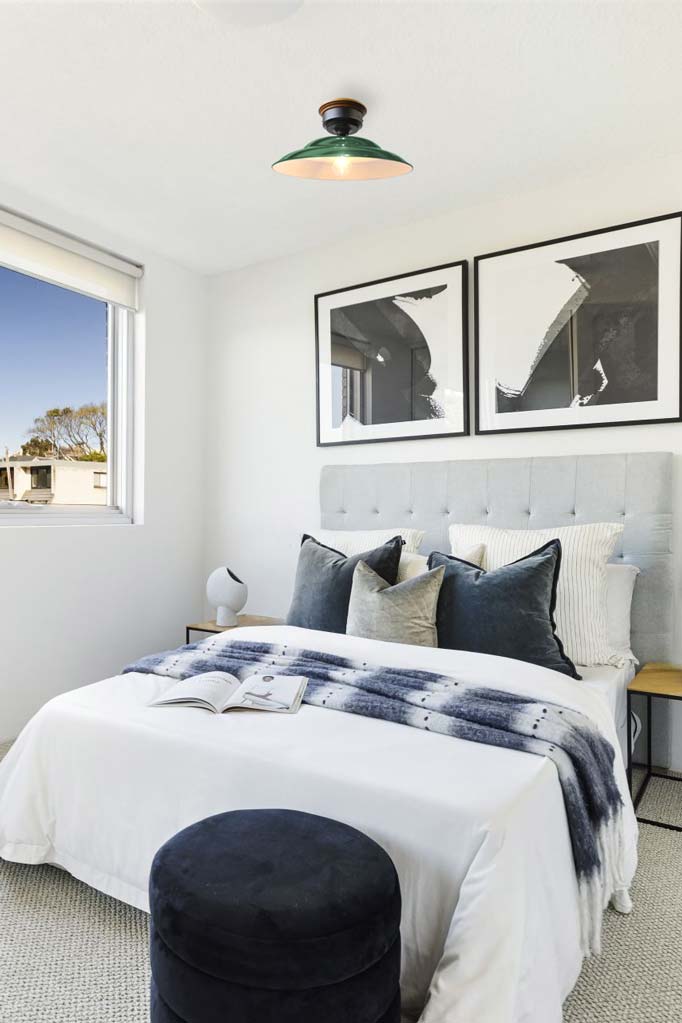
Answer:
(627, 662, 682, 833)
(185, 615, 283, 645)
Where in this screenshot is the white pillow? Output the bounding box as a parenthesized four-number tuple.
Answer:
(449, 522, 624, 667)
(606, 563, 640, 664)
(311, 527, 425, 556)
(398, 544, 486, 583)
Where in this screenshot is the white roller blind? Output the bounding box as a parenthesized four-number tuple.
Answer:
(0, 208, 143, 310)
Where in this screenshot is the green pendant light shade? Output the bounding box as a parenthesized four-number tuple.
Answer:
(272, 99, 412, 180)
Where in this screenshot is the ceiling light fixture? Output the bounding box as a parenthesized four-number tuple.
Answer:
(272, 99, 413, 181)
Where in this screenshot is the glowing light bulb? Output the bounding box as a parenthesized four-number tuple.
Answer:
(333, 156, 351, 176)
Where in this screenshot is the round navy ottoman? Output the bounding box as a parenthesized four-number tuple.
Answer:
(149, 809, 401, 1023)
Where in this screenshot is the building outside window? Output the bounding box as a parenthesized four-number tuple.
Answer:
(0, 210, 141, 523)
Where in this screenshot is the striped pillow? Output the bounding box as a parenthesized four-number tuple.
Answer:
(310, 527, 425, 556)
(448, 522, 624, 667)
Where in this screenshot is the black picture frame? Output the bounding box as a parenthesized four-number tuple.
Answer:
(315, 260, 469, 447)
(474, 211, 682, 436)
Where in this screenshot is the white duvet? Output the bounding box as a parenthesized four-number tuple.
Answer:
(0, 626, 638, 1023)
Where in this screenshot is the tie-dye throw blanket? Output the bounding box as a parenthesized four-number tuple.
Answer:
(124, 636, 629, 955)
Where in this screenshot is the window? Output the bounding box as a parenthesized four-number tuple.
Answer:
(30, 465, 52, 490)
(0, 208, 141, 524)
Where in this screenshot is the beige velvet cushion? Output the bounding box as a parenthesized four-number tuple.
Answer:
(397, 544, 485, 583)
(346, 560, 445, 648)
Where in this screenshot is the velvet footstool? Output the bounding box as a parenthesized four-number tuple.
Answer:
(149, 809, 401, 1023)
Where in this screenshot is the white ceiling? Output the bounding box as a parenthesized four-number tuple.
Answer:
(1, 0, 682, 275)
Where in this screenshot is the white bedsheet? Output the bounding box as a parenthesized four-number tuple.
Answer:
(0, 627, 638, 1023)
(580, 661, 636, 762)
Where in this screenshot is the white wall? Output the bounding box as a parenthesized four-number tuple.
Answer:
(0, 184, 208, 740)
(205, 151, 682, 769)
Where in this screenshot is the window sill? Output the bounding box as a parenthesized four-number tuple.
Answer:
(0, 505, 133, 527)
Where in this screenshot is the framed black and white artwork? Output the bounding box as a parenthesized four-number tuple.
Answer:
(315, 261, 468, 446)
(474, 212, 682, 434)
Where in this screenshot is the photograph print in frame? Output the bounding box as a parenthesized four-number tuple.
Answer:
(315, 261, 468, 446)
(474, 212, 682, 434)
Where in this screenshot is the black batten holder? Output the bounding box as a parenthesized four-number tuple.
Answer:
(319, 98, 368, 137)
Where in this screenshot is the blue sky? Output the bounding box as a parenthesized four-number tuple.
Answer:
(0, 266, 107, 454)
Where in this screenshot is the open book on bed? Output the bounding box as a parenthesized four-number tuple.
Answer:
(149, 672, 308, 715)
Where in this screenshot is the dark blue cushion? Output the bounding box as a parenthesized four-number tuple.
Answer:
(286, 535, 403, 633)
(150, 979, 401, 1023)
(151, 923, 400, 1023)
(149, 809, 401, 990)
(428, 540, 579, 678)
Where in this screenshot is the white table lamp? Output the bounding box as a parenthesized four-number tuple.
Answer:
(206, 567, 248, 627)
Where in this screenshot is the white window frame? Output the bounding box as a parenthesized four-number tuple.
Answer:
(0, 300, 136, 528)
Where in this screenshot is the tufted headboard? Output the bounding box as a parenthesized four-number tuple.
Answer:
(320, 452, 673, 665)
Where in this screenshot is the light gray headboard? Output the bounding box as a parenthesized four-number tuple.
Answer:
(321, 452, 673, 664)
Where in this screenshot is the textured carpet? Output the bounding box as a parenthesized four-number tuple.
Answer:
(1, 747, 681, 1022)
(563, 769, 682, 1023)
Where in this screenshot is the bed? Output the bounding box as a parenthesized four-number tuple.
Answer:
(0, 452, 673, 1023)
(581, 662, 636, 758)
